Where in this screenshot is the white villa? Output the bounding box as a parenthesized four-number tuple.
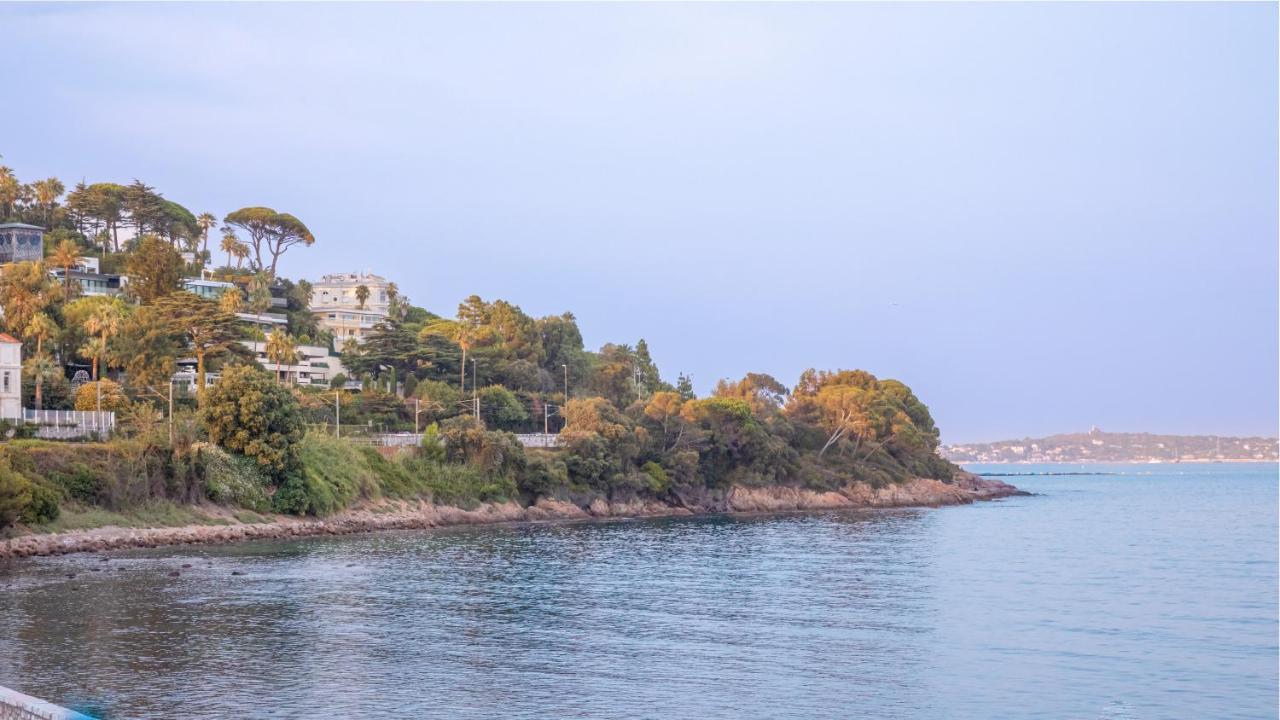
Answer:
(310, 271, 391, 343)
(0, 333, 21, 420)
(240, 339, 348, 386)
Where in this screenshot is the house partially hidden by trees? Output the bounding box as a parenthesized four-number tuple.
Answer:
(310, 271, 390, 343)
(0, 333, 21, 420)
(0, 223, 44, 265)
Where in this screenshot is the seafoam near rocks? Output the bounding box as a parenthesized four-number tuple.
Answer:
(0, 473, 1020, 560)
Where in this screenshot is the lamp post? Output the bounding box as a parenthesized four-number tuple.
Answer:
(168, 378, 174, 445)
(335, 390, 341, 438)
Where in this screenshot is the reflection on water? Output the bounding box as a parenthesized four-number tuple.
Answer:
(1, 464, 1276, 719)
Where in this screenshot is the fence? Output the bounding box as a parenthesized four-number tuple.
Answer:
(515, 433, 562, 449)
(19, 409, 115, 440)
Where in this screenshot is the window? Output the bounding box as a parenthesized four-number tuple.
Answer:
(3, 371, 9, 393)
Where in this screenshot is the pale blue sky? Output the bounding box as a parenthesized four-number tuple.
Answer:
(3, 2, 1276, 442)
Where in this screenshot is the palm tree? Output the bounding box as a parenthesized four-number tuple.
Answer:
(0, 166, 19, 220)
(24, 312, 58, 357)
(232, 241, 249, 269)
(219, 288, 243, 315)
(24, 353, 59, 410)
(49, 239, 81, 302)
(196, 213, 217, 256)
(82, 303, 122, 380)
(219, 229, 239, 270)
(32, 177, 64, 229)
(355, 284, 370, 310)
(265, 329, 297, 385)
(421, 318, 487, 394)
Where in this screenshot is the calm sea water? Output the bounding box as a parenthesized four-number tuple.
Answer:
(0, 463, 1275, 719)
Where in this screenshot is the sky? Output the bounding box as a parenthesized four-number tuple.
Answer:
(2, 2, 1276, 443)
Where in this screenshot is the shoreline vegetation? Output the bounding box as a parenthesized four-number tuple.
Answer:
(1, 472, 1022, 560)
(1, 162, 1016, 558)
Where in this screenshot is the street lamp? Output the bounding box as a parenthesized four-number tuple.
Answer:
(471, 358, 479, 421)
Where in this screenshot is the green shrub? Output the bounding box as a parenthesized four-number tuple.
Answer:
(22, 482, 60, 525)
(517, 452, 569, 500)
(641, 461, 671, 493)
(49, 463, 98, 504)
(197, 443, 272, 512)
(274, 433, 378, 516)
(202, 365, 306, 483)
(0, 460, 32, 532)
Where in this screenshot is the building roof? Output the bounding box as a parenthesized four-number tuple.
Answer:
(0, 332, 20, 344)
(0, 223, 45, 231)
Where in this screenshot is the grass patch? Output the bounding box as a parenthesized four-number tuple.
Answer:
(30, 500, 230, 533)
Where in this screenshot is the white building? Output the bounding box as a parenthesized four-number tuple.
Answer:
(0, 333, 21, 420)
(309, 271, 391, 343)
(183, 277, 236, 301)
(240, 339, 348, 386)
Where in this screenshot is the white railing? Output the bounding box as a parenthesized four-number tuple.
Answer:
(21, 409, 115, 440)
(515, 433, 561, 448)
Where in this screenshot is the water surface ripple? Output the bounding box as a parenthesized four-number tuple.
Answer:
(1, 463, 1275, 719)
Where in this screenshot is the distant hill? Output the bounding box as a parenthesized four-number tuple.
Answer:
(941, 428, 1279, 464)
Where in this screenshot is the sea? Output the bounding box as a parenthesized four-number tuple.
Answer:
(0, 462, 1275, 719)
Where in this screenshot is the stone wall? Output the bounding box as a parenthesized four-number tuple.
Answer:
(0, 686, 96, 720)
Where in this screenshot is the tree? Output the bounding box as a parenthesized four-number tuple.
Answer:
(201, 364, 305, 484)
(122, 180, 169, 238)
(420, 317, 491, 394)
(222, 207, 314, 276)
(355, 284, 370, 310)
(0, 261, 56, 340)
(23, 353, 60, 410)
(232, 240, 249, 269)
(0, 165, 20, 220)
(74, 379, 128, 412)
(31, 177, 64, 230)
(219, 228, 239, 269)
(196, 212, 217, 256)
(81, 300, 123, 380)
(109, 305, 181, 392)
(219, 287, 244, 315)
(23, 312, 58, 358)
(478, 385, 529, 431)
(153, 292, 242, 391)
(124, 235, 183, 303)
(49, 238, 82, 302)
(264, 329, 298, 385)
(713, 372, 789, 417)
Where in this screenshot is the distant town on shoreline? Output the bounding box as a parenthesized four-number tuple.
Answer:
(941, 428, 1279, 464)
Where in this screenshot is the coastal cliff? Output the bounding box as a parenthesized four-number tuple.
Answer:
(0, 472, 1020, 560)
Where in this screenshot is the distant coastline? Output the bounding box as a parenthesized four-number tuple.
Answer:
(944, 429, 1278, 465)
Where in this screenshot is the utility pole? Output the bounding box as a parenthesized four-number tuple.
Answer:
(414, 397, 421, 434)
(544, 402, 550, 435)
(168, 379, 174, 445)
(335, 391, 341, 438)
(472, 359, 479, 421)
(562, 364, 568, 404)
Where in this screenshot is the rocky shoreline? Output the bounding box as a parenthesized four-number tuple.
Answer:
(0, 473, 1023, 561)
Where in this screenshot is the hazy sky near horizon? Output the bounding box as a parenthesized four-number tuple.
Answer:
(3, 2, 1276, 443)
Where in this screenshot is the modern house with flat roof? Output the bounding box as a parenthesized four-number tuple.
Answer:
(0, 223, 45, 264)
(309, 271, 391, 343)
(51, 269, 126, 297)
(182, 277, 236, 300)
